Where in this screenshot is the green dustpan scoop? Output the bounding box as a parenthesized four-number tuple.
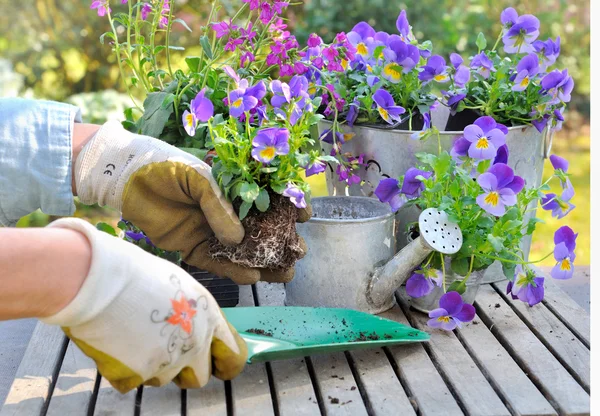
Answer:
(222, 307, 429, 363)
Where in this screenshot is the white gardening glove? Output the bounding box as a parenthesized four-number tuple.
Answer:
(41, 218, 247, 394)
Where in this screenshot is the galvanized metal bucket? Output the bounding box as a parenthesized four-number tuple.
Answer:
(319, 105, 553, 283)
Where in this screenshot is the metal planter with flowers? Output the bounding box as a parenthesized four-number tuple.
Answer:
(314, 7, 570, 284)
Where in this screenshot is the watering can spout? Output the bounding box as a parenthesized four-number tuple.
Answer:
(367, 208, 463, 309)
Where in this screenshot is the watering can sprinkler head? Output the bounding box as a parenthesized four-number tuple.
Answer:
(367, 208, 463, 309)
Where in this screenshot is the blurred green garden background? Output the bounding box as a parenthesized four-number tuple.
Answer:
(2, 0, 589, 265)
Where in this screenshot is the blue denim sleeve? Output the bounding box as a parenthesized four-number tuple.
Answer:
(0, 98, 82, 226)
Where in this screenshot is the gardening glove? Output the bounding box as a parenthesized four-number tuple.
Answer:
(41, 218, 247, 394)
(74, 120, 310, 284)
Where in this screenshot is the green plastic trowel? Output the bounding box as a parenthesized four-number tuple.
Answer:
(223, 306, 429, 363)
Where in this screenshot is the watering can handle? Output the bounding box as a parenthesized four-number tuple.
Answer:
(543, 127, 554, 159)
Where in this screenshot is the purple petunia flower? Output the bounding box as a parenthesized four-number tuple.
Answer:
(401, 168, 433, 198)
(251, 128, 290, 164)
(406, 268, 443, 298)
(91, 0, 111, 16)
(182, 89, 214, 137)
(476, 163, 523, 216)
(551, 227, 577, 280)
(541, 69, 574, 104)
(427, 292, 476, 330)
(283, 183, 307, 208)
(541, 193, 575, 219)
(534, 37, 560, 71)
(463, 116, 507, 160)
(506, 265, 545, 306)
(512, 53, 539, 92)
(470, 53, 495, 79)
(373, 89, 405, 124)
(419, 55, 450, 84)
(502, 13, 540, 54)
(374, 178, 406, 212)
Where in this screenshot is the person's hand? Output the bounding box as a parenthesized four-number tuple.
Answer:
(74, 121, 310, 284)
(42, 218, 247, 394)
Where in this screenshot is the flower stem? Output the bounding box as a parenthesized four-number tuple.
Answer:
(491, 31, 503, 52)
(440, 253, 446, 292)
(478, 250, 554, 265)
(165, 0, 174, 77)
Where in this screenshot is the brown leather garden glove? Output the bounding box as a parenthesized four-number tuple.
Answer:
(74, 120, 309, 284)
(42, 218, 247, 393)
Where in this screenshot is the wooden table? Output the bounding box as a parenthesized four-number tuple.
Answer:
(1, 269, 590, 416)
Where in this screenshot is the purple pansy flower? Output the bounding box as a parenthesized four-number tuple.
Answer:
(512, 53, 539, 92)
(396, 10, 412, 42)
(550, 154, 574, 195)
(470, 53, 495, 79)
(541, 69, 574, 104)
(463, 116, 507, 160)
(541, 193, 575, 219)
(304, 159, 326, 177)
(228, 88, 259, 118)
(476, 163, 523, 216)
(506, 265, 545, 306)
(373, 89, 405, 124)
(501, 7, 518, 27)
(383, 35, 420, 76)
(406, 268, 443, 298)
(282, 183, 307, 209)
(551, 108, 565, 132)
(347, 99, 360, 127)
(411, 113, 431, 140)
(374, 178, 406, 212)
(401, 168, 432, 198)
(450, 53, 471, 87)
(551, 226, 577, 280)
(427, 292, 476, 330)
(419, 55, 450, 84)
(502, 13, 540, 53)
(347, 22, 378, 59)
(182, 89, 214, 137)
(446, 92, 467, 115)
(494, 144, 510, 165)
(125, 230, 154, 247)
(251, 127, 290, 164)
(534, 37, 560, 71)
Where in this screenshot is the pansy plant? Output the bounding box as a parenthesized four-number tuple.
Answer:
(442, 7, 570, 132)
(375, 115, 577, 329)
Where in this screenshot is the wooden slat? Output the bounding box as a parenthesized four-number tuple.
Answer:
(45, 341, 98, 416)
(186, 378, 227, 416)
(139, 384, 180, 416)
(537, 271, 590, 347)
(0, 323, 66, 416)
(254, 283, 320, 416)
(380, 303, 464, 416)
(493, 282, 590, 390)
(309, 352, 368, 415)
(230, 285, 275, 415)
(475, 285, 590, 415)
(455, 317, 557, 416)
(93, 378, 137, 415)
(348, 349, 416, 415)
(397, 292, 511, 416)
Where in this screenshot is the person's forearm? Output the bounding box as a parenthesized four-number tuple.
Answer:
(0, 228, 92, 320)
(72, 123, 100, 195)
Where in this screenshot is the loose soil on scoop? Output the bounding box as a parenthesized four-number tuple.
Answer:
(208, 192, 304, 270)
(246, 328, 274, 337)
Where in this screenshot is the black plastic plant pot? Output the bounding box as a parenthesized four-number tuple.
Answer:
(182, 263, 240, 307)
(444, 108, 481, 132)
(398, 112, 425, 131)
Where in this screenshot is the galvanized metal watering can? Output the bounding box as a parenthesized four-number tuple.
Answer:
(286, 197, 463, 314)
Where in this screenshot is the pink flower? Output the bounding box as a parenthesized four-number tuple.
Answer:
(91, 0, 111, 16)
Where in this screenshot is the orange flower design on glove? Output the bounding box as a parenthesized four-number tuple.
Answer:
(167, 296, 198, 334)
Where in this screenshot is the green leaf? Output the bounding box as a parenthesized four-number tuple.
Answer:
(239, 201, 253, 220)
(140, 92, 174, 138)
(240, 182, 260, 203)
(526, 217, 544, 234)
(96, 222, 117, 236)
(477, 159, 491, 174)
(230, 182, 244, 200)
(502, 261, 517, 279)
(161, 93, 175, 109)
(185, 57, 201, 73)
(174, 18, 192, 32)
(255, 189, 270, 212)
(154, 45, 166, 55)
(168, 46, 185, 51)
(221, 172, 233, 187)
(372, 45, 386, 60)
(447, 280, 467, 295)
(308, 113, 325, 125)
(433, 152, 452, 178)
(200, 35, 213, 59)
(179, 147, 208, 160)
(476, 32, 487, 51)
(451, 257, 470, 277)
(449, 179, 461, 198)
(261, 167, 278, 173)
(487, 234, 505, 252)
(99, 31, 116, 45)
(476, 216, 495, 229)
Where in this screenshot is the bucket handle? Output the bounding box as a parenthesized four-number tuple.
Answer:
(543, 127, 555, 159)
